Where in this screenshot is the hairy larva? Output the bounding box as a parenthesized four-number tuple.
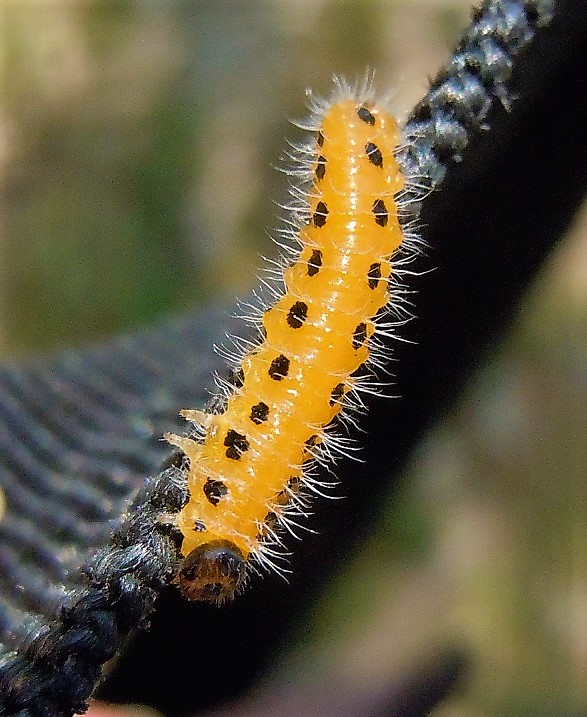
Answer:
(166, 77, 416, 603)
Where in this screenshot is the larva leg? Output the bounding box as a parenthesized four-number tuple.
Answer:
(180, 408, 212, 427)
(164, 432, 201, 456)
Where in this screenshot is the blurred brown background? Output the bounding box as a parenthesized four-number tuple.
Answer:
(0, 3, 585, 716)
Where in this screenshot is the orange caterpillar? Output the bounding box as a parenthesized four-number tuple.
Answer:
(166, 78, 412, 603)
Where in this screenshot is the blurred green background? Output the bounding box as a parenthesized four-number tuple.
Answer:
(0, 3, 585, 716)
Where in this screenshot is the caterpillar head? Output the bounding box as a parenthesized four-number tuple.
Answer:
(176, 539, 247, 604)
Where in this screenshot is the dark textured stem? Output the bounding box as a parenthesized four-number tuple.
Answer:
(399, 0, 554, 192)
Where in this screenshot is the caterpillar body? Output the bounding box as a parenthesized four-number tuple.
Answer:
(166, 79, 413, 603)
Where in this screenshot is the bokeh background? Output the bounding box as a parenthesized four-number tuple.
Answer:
(0, 2, 585, 716)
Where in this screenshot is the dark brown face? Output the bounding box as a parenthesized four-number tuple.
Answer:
(176, 540, 247, 604)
